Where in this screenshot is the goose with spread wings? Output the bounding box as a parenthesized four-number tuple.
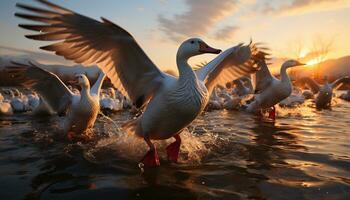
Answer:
(246, 56, 305, 120)
(7, 62, 105, 138)
(299, 76, 350, 109)
(16, 0, 264, 167)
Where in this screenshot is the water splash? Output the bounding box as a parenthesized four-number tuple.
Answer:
(84, 122, 217, 165)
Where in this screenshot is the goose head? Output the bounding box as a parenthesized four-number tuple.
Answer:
(107, 88, 116, 99)
(75, 74, 90, 89)
(177, 38, 221, 60)
(282, 60, 305, 69)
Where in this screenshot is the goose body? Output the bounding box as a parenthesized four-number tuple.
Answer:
(64, 87, 100, 134)
(100, 88, 123, 112)
(27, 93, 40, 111)
(9, 89, 28, 113)
(128, 74, 209, 140)
(16, 0, 264, 166)
(206, 88, 223, 110)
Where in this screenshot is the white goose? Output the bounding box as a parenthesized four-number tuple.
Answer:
(206, 87, 223, 111)
(233, 76, 253, 96)
(299, 76, 350, 109)
(0, 93, 13, 115)
(16, 0, 262, 166)
(100, 88, 123, 112)
(7, 61, 105, 138)
(246, 58, 305, 119)
(9, 89, 28, 113)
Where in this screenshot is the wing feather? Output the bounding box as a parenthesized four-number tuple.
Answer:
(299, 77, 321, 94)
(195, 43, 262, 93)
(5, 61, 74, 113)
(16, 0, 166, 107)
(331, 76, 350, 89)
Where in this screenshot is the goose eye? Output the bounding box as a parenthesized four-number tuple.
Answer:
(190, 41, 194, 44)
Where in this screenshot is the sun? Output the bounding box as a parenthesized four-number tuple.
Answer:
(306, 58, 321, 66)
(299, 48, 309, 58)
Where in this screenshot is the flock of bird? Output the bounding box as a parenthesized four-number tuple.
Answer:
(1, 0, 350, 167)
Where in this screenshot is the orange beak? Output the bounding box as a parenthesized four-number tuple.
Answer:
(199, 42, 221, 54)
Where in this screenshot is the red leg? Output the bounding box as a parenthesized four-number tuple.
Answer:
(140, 137, 160, 167)
(166, 134, 181, 163)
(268, 106, 276, 121)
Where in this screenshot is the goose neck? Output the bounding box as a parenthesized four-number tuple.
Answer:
(176, 54, 196, 79)
(80, 85, 91, 99)
(280, 64, 291, 84)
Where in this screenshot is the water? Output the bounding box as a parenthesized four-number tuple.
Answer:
(1, 96, 350, 200)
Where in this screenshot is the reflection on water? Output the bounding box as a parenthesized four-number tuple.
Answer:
(1, 96, 350, 199)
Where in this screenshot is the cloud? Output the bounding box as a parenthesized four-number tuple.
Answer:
(260, 0, 350, 16)
(158, 0, 237, 42)
(213, 25, 239, 41)
(0, 45, 74, 65)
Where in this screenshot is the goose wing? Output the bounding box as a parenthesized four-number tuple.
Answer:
(16, 0, 167, 108)
(299, 77, 320, 94)
(254, 58, 274, 94)
(6, 61, 74, 114)
(331, 76, 350, 90)
(90, 71, 106, 96)
(195, 43, 261, 93)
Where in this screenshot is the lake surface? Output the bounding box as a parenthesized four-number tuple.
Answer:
(1, 95, 350, 200)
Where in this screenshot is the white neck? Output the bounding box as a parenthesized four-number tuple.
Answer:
(280, 63, 292, 84)
(80, 84, 90, 99)
(176, 53, 196, 80)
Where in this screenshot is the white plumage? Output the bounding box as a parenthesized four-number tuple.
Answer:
(15, 0, 264, 166)
(7, 62, 105, 137)
(246, 59, 305, 112)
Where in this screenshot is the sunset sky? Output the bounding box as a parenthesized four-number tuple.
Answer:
(1, 0, 350, 71)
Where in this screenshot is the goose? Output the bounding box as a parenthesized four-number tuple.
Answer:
(26, 92, 54, 116)
(100, 88, 123, 112)
(16, 0, 263, 166)
(9, 89, 28, 113)
(340, 90, 350, 101)
(206, 87, 223, 111)
(233, 76, 253, 96)
(0, 93, 13, 115)
(246, 57, 305, 120)
(221, 92, 241, 110)
(7, 61, 105, 139)
(299, 76, 350, 109)
(27, 92, 40, 111)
